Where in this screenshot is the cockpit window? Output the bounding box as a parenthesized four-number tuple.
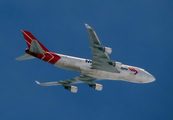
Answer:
(121, 67, 128, 70)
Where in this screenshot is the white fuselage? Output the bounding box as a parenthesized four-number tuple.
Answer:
(54, 53, 155, 83)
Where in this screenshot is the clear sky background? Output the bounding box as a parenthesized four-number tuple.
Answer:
(0, 0, 172, 120)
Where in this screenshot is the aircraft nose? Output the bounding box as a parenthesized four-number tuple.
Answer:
(142, 71, 155, 83)
(148, 74, 155, 82)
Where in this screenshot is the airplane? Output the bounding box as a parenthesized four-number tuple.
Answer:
(16, 24, 155, 93)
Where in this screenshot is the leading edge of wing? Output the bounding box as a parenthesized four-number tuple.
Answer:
(35, 75, 100, 93)
(35, 75, 98, 86)
(35, 80, 83, 86)
(85, 24, 119, 73)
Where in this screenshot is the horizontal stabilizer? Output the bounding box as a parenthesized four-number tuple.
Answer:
(16, 54, 35, 60)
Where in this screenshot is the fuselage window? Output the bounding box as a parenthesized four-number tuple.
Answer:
(85, 60, 92, 63)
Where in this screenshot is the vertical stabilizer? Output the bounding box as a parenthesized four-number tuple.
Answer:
(22, 30, 49, 52)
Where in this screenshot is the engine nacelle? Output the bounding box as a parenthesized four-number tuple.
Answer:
(89, 83, 103, 91)
(98, 47, 112, 54)
(115, 62, 122, 68)
(64, 85, 78, 93)
(104, 47, 112, 54)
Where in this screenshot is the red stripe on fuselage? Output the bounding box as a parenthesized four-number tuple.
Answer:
(128, 67, 138, 75)
(26, 50, 61, 64)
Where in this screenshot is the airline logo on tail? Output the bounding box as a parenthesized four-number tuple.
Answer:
(16, 30, 61, 64)
(22, 30, 49, 52)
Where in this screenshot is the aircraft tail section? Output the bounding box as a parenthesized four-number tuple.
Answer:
(22, 30, 49, 52)
(16, 30, 61, 64)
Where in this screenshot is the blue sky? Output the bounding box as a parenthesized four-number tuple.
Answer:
(0, 0, 173, 120)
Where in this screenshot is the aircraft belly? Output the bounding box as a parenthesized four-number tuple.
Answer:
(80, 69, 102, 77)
(80, 68, 122, 80)
(119, 69, 143, 83)
(54, 58, 81, 72)
(99, 71, 122, 80)
(96, 70, 132, 81)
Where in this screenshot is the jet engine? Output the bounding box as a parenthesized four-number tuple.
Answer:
(98, 47, 112, 54)
(89, 83, 103, 91)
(64, 85, 78, 93)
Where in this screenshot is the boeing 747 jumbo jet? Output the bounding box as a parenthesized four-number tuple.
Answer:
(16, 24, 155, 93)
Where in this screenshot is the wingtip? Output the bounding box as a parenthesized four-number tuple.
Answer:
(35, 80, 40, 85)
(21, 30, 28, 33)
(85, 24, 91, 29)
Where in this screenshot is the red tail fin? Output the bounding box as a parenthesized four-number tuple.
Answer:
(22, 30, 49, 52)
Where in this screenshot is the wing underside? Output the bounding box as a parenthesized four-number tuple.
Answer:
(36, 75, 102, 93)
(85, 24, 119, 73)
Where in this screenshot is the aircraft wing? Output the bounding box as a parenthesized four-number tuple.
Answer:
(35, 75, 102, 93)
(85, 24, 119, 73)
(36, 75, 97, 86)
